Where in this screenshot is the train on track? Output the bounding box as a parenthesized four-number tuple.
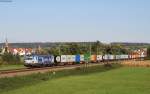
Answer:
(24, 54, 146, 67)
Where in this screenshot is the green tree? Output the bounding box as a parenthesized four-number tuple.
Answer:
(69, 43, 80, 55)
(147, 46, 150, 59)
(1, 53, 21, 64)
(46, 47, 59, 56)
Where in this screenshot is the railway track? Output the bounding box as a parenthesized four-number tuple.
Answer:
(0, 60, 143, 78)
(0, 64, 81, 74)
(0, 63, 93, 78)
(0, 68, 29, 74)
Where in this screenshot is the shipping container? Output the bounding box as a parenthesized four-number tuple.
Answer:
(116, 55, 121, 60)
(75, 54, 80, 63)
(120, 55, 124, 59)
(124, 55, 129, 59)
(103, 55, 109, 60)
(91, 55, 97, 62)
(66, 55, 75, 64)
(84, 54, 91, 61)
(61, 55, 67, 63)
(71, 55, 76, 62)
(109, 55, 115, 60)
(80, 55, 84, 62)
(66, 55, 72, 62)
(54, 56, 61, 63)
(97, 55, 103, 61)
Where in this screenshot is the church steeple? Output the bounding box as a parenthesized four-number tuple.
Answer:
(4, 38, 9, 53)
(37, 45, 41, 54)
(5, 38, 8, 48)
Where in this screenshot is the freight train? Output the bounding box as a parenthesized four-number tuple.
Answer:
(24, 54, 146, 67)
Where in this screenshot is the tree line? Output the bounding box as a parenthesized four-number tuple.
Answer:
(37, 41, 130, 55)
(0, 41, 149, 65)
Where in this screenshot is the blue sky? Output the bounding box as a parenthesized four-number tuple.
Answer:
(0, 0, 150, 43)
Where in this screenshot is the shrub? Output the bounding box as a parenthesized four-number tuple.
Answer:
(1, 53, 22, 64)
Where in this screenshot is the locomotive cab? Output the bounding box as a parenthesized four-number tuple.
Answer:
(24, 56, 38, 67)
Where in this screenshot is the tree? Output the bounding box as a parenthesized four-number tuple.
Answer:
(46, 47, 59, 56)
(147, 46, 150, 59)
(69, 43, 80, 55)
(1, 53, 21, 64)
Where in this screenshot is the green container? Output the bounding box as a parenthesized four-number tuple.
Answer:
(84, 53, 91, 61)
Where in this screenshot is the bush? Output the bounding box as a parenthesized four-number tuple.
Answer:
(1, 53, 22, 64)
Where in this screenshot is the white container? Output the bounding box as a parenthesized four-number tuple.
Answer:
(109, 55, 114, 60)
(120, 55, 123, 59)
(97, 55, 103, 61)
(103, 55, 109, 60)
(56, 56, 61, 62)
(116, 55, 121, 60)
(61, 55, 67, 63)
(66, 55, 72, 62)
(71, 55, 76, 62)
(66, 55, 76, 62)
(125, 55, 129, 59)
(80, 55, 84, 61)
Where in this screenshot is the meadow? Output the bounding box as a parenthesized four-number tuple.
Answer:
(0, 65, 25, 71)
(0, 64, 150, 94)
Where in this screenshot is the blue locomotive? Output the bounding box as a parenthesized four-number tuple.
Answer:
(24, 55, 54, 67)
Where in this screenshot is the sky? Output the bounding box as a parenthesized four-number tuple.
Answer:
(0, 0, 150, 43)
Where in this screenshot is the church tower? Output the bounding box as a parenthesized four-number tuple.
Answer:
(37, 45, 41, 54)
(4, 38, 9, 53)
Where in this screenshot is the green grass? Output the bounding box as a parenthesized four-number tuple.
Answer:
(0, 65, 25, 71)
(1, 64, 150, 94)
(0, 64, 120, 93)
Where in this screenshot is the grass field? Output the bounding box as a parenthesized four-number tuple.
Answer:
(0, 65, 25, 71)
(1, 65, 150, 94)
